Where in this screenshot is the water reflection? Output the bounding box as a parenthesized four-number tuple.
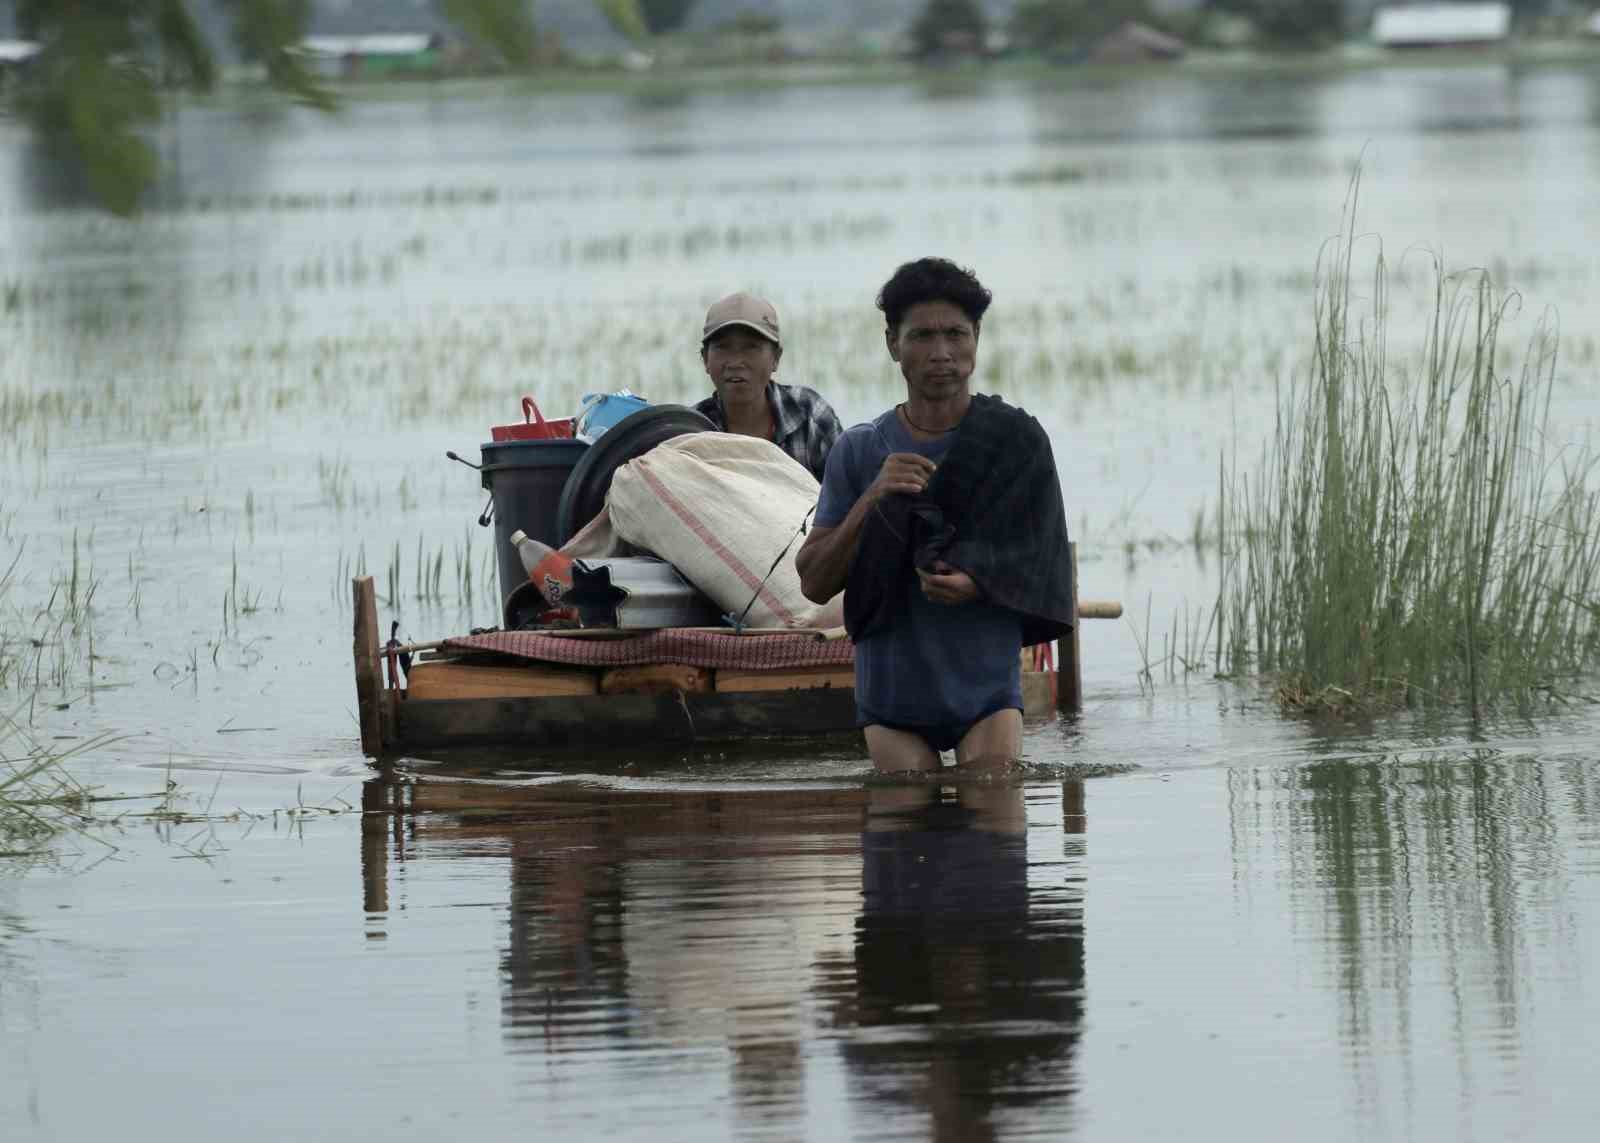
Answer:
(1231, 750, 1586, 1123)
(824, 782, 1085, 1142)
(359, 774, 1086, 1139)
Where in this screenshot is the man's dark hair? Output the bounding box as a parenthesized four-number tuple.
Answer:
(876, 257, 993, 335)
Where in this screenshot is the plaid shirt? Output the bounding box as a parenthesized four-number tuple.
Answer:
(694, 381, 843, 483)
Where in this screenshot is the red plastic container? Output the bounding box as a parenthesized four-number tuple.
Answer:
(491, 397, 575, 441)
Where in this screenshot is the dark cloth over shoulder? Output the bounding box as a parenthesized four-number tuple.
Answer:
(844, 394, 1074, 648)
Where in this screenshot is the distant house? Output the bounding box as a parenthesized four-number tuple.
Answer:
(1587, 10, 1600, 37)
(1372, 3, 1512, 48)
(295, 0, 461, 76)
(297, 32, 443, 78)
(0, 37, 36, 89)
(1084, 21, 1187, 65)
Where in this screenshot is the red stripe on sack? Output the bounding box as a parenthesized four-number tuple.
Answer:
(634, 458, 799, 626)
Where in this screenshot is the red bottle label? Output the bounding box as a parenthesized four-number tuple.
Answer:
(528, 552, 574, 606)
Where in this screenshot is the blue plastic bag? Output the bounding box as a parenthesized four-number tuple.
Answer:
(574, 390, 651, 443)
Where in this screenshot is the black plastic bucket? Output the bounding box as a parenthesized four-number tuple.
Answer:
(480, 437, 589, 608)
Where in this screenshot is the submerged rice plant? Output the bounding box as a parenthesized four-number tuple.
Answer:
(1220, 183, 1600, 713)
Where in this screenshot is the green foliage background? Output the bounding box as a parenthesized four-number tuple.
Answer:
(10, 0, 532, 216)
(593, 0, 700, 39)
(1009, 1, 1153, 53)
(638, 0, 698, 35)
(910, 0, 988, 57)
(1215, 0, 1344, 47)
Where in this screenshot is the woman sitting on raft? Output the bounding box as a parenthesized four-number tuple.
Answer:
(694, 293, 843, 482)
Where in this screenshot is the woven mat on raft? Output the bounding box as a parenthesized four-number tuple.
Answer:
(443, 629, 854, 671)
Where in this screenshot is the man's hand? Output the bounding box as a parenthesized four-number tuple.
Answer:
(917, 560, 981, 605)
(866, 452, 937, 506)
(797, 453, 938, 605)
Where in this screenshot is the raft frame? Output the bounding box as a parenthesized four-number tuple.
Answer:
(354, 543, 1093, 756)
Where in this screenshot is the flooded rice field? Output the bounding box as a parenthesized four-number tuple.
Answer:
(4, 64, 1600, 1140)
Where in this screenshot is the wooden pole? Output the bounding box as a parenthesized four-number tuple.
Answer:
(1062, 780, 1085, 835)
(1058, 542, 1083, 713)
(353, 576, 383, 756)
(360, 779, 390, 916)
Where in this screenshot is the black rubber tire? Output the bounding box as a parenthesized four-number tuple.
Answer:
(554, 405, 715, 545)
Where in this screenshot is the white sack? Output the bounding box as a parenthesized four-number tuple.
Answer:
(606, 433, 845, 630)
(560, 506, 629, 558)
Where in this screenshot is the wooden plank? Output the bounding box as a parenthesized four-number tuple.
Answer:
(1022, 670, 1056, 716)
(1059, 541, 1083, 713)
(1078, 600, 1122, 620)
(714, 664, 855, 693)
(405, 659, 598, 700)
(394, 688, 860, 751)
(600, 663, 713, 695)
(353, 576, 383, 756)
(380, 688, 399, 751)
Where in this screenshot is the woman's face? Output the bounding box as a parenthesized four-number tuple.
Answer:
(703, 327, 781, 409)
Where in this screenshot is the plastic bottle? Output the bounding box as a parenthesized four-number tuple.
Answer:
(509, 530, 574, 606)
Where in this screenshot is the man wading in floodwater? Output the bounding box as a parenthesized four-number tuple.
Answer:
(796, 258, 1075, 771)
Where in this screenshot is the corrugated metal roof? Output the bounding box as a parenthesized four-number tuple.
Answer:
(1085, 21, 1187, 64)
(306, 0, 451, 39)
(299, 34, 435, 58)
(1372, 3, 1511, 47)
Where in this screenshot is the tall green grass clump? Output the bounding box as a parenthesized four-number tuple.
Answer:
(1221, 183, 1600, 714)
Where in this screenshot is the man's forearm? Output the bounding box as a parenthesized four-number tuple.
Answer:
(797, 497, 875, 603)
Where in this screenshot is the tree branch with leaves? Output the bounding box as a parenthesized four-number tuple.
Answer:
(593, 0, 701, 41)
(12, 0, 534, 216)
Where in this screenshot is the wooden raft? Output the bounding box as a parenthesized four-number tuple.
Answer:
(353, 541, 1112, 756)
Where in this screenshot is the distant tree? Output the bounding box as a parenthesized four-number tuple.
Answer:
(439, 0, 538, 60)
(593, 0, 649, 40)
(640, 0, 699, 34)
(911, 0, 988, 58)
(1218, 0, 1344, 48)
(1010, 0, 1148, 53)
(9, 1, 534, 217)
(1506, 0, 1555, 31)
(595, 0, 699, 39)
(725, 9, 783, 38)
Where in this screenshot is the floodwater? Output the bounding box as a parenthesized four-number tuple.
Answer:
(4, 62, 1600, 1140)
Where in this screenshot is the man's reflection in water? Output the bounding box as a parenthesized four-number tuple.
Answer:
(827, 781, 1086, 1142)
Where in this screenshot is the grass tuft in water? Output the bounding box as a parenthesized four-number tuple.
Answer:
(0, 713, 115, 857)
(1220, 179, 1600, 714)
